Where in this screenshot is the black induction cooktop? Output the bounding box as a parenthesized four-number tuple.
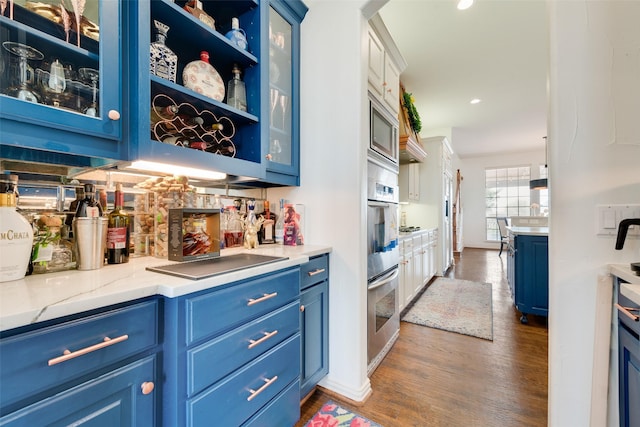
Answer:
(146, 253, 288, 280)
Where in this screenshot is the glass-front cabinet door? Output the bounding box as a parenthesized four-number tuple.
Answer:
(0, 0, 123, 161)
(265, 1, 305, 186)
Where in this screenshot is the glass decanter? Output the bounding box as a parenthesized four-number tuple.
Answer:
(150, 20, 178, 83)
(2, 41, 43, 103)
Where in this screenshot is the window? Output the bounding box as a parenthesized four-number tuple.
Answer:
(485, 166, 531, 241)
(537, 165, 549, 215)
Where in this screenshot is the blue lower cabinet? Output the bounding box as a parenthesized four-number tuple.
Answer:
(300, 280, 329, 398)
(618, 290, 640, 427)
(0, 356, 157, 427)
(511, 234, 548, 323)
(187, 335, 300, 427)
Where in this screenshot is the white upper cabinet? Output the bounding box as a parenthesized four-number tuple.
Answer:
(367, 14, 406, 117)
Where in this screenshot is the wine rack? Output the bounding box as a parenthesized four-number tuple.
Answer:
(151, 93, 237, 157)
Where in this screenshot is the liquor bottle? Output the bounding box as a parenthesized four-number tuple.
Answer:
(65, 185, 85, 233)
(150, 20, 178, 83)
(225, 17, 248, 51)
(183, 0, 215, 30)
(182, 51, 225, 102)
(150, 104, 179, 127)
(75, 183, 103, 218)
(260, 200, 276, 244)
(0, 174, 34, 282)
(274, 198, 285, 244)
(226, 64, 247, 112)
(107, 183, 130, 264)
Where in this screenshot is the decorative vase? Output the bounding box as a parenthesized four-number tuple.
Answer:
(150, 20, 178, 83)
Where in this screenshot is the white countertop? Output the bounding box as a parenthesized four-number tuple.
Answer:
(507, 226, 549, 236)
(610, 263, 640, 305)
(0, 245, 331, 332)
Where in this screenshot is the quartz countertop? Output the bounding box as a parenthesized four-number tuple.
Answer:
(0, 245, 331, 332)
(507, 226, 549, 236)
(610, 263, 640, 305)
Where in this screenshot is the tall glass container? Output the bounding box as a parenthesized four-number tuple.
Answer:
(0, 174, 34, 282)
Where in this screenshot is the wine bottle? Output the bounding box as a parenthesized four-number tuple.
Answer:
(106, 183, 130, 264)
(274, 198, 285, 244)
(65, 185, 85, 233)
(261, 200, 276, 244)
(150, 105, 179, 126)
(75, 183, 103, 218)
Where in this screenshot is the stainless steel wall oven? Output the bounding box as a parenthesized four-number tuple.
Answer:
(366, 160, 400, 375)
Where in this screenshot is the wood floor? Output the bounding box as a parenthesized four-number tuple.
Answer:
(296, 248, 548, 427)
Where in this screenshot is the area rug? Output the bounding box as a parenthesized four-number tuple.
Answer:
(304, 401, 383, 427)
(401, 277, 493, 340)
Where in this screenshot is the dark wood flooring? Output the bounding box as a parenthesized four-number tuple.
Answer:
(296, 248, 548, 427)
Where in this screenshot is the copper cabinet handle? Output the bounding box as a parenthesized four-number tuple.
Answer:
(247, 292, 278, 306)
(307, 268, 326, 277)
(48, 334, 129, 366)
(248, 330, 278, 349)
(616, 303, 639, 321)
(247, 376, 278, 401)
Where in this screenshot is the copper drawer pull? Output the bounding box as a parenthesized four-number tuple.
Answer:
(616, 303, 640, 321)
(248, 330, 278, 349)
(307, 268, 326, 277)
(48, 334, 129, 366)
(247, 375, 278, 401)
(247, 292, 278, 306)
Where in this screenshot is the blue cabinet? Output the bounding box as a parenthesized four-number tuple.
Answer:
(162, 267, 301, 426)
(0, 0, 125, 166)
(509, 234, 548, 323)
(126, 0, 307, 186)
(0, 299, 159, 425)
(300, 254, 329, 399)
(618, 290, 640, 427)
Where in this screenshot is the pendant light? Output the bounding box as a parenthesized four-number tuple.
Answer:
(530, 136, 548, 190)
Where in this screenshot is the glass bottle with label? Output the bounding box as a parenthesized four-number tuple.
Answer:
(183, 0, 215, 30)
(150, 20, 178, 83)
(0, 174, 34, 282)
(275, 198, 285, 244)
(261, 200, 276, 244)
(107, 183, 130, 264)
(226, 64, 247, 112)
(75, 183, 103, 218)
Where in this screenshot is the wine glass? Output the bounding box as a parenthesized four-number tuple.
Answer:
(2, 42, 43, 103)
(270, 138, 282, 163)
(38, 59, 67, 107)
(78, 68, 99, 117)
(269, 88, 279, 127)
(279, 94, 289, 130)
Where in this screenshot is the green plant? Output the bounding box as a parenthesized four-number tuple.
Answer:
(402, 91, 422, 135)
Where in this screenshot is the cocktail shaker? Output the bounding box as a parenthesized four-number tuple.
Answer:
(73, 217, 108, 270)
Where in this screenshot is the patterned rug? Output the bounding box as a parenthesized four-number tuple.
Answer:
(401, 277, 493, 340)
(304, 401, 382, 427)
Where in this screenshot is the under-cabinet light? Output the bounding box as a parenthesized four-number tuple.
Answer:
(125, 161, 227, 181)
(470, 98, 482, 104)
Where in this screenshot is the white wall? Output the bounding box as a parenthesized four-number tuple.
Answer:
(267, 0, 373, 402)
(548, 2, 640, 425)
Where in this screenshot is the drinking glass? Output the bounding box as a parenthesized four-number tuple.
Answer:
(78, 68, 99, 117)
(279, 94, 289, 129)
(270, 88, 279, 127)
(2, 42, 43, 103)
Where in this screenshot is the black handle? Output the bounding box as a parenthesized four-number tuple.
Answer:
(615, 218, 640, 250)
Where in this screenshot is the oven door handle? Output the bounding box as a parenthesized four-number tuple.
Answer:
(368, 268, 400, 291)
(368, 201, 394, 208)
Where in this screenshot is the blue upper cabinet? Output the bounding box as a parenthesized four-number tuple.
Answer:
(0, 0, 124, 166)
(126, 0, 269, 181)
(262, 0, 307, 186)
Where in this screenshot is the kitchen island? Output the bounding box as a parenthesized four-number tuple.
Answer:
(0, 244, 331, 427)
(506, 226, 549, 324)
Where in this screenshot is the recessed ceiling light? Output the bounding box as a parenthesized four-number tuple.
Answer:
(457, 0, 474, 10)
(470, 98, 482, 104)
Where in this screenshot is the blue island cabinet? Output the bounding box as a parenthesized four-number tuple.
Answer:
(162, 267, 302, 427)
(0, 299, 160, 426)
(0, 0, 125, 168)
(509, 233, 549, 324)
(300, 254, 330, 400)
(617, 289, 640, 427)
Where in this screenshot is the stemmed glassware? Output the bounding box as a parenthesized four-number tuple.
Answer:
(270, 88, 279, 127)
(279, 94, 289, 130)
(38, 59, 67, 107)
(78, 67, 99, 117)
(2, 42, 43, 103)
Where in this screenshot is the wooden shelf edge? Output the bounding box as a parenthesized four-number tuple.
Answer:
(400, 135, 427, 163)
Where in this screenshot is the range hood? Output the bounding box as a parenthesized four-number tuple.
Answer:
(399, 85, 427, 164)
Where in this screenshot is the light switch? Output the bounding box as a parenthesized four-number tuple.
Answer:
(603, 210, 617, 229)
(597, 204, 640, 237)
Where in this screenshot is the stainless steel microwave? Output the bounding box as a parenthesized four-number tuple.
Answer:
(369, 97, 399, 167)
